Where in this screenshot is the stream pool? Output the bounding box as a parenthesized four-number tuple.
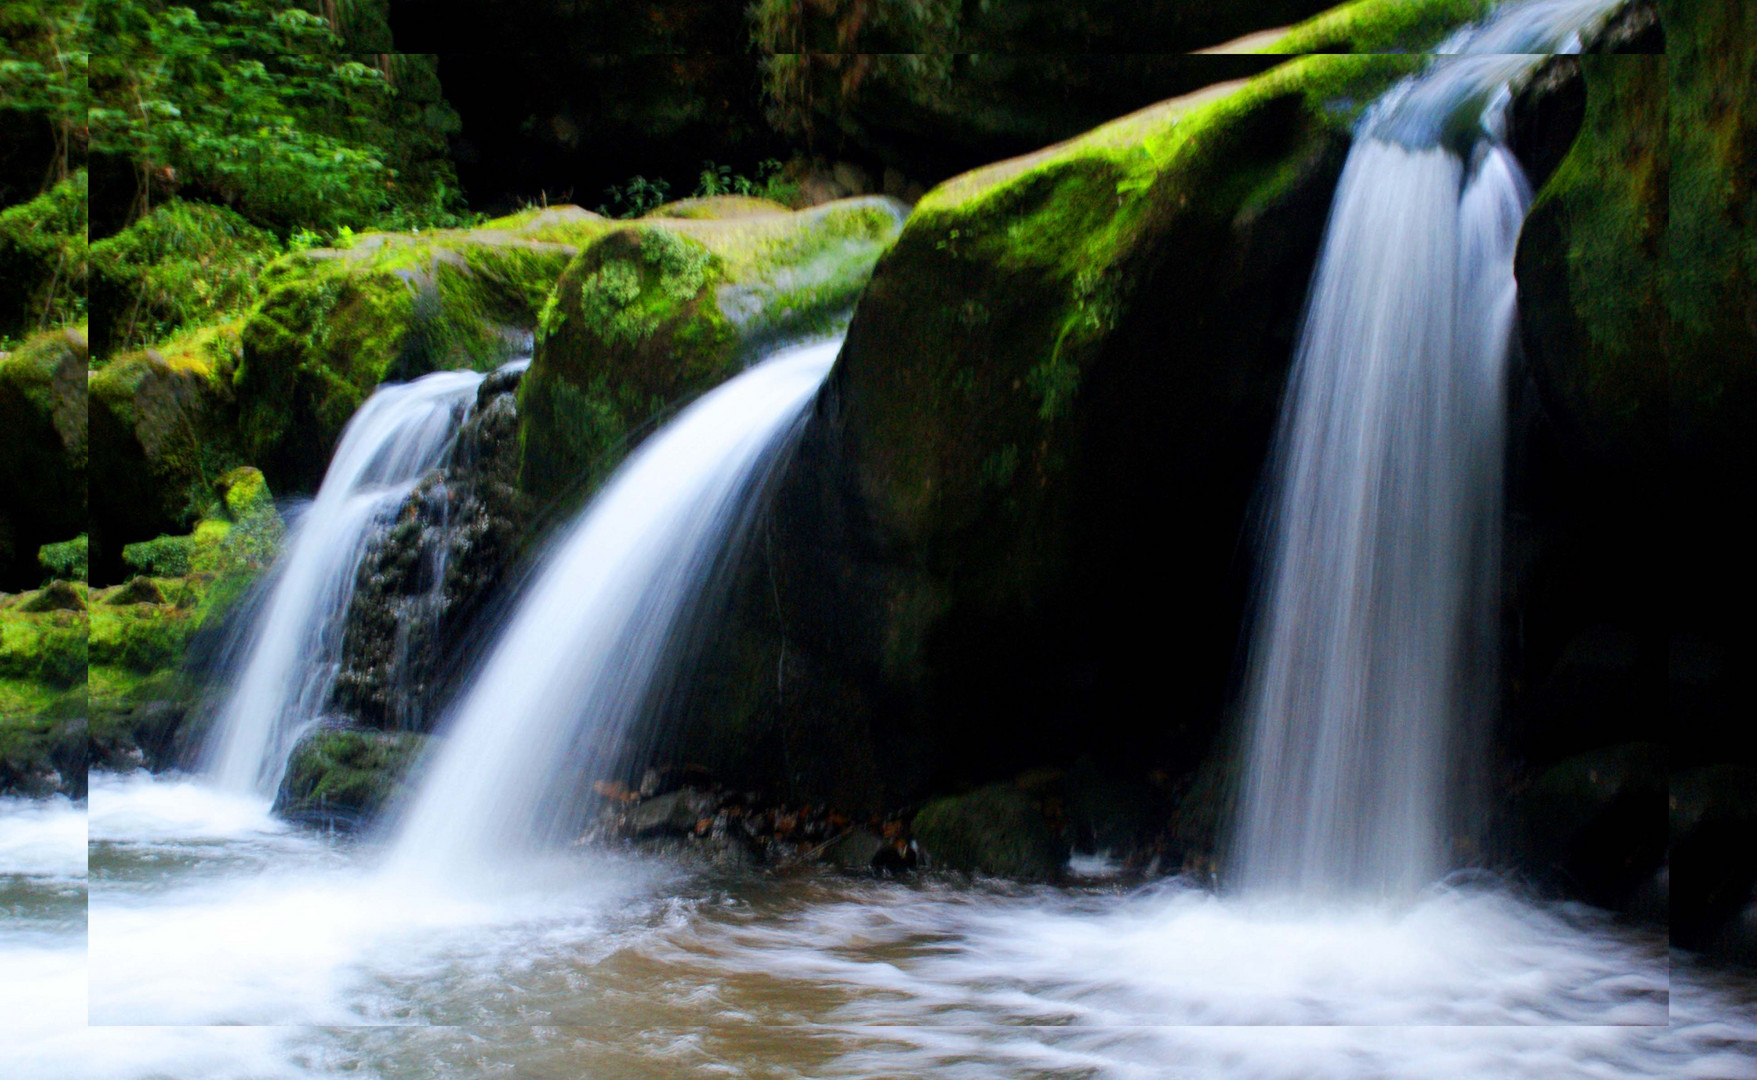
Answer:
(4, 771, 1754, 1079)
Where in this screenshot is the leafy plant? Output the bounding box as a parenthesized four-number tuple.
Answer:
(36, 535, 87, 583)
(596, 175, 671, 219)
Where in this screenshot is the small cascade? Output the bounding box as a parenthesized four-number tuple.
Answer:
(386, 339, 838, 881)
(1228, 0, 1620, 895)
(201, 369, 488, 796)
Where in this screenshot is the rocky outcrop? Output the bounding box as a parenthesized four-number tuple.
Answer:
(332, 366, 531, 730)
(652, 54, 1432, 817)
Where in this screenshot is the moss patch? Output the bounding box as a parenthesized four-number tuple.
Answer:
(275, 728, 426, 827)
(519, 196, 905, 504)
(234, 212, 612, 493)
(1268, 0, 1494, 54)
(912, 782, 1068, 881)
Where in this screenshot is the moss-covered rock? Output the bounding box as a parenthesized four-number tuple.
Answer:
(274, 727, 426, 828)
(88, 199, 280, 360)
(0, 327, 87, 590)
(518, 196, 905, 504)
(667, 53, 1430, 813)
(0, 171, 86, 345)
(912, 782, 1067, 881)
(233, 209, 613, 494)
(647, 195, 792, 220)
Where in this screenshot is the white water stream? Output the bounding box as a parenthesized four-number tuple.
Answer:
(202, 370, 486, 796)
(1229, 0, 1622, 894)
(384, 338, 838, 882)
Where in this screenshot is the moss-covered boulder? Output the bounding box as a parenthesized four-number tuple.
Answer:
(518, 196, 905, 503)
(663, 53, 1427, 813)
(87, 467, 284, 774)
(912, 782, 1068, 881)
(274, 727, 426, 829)
(0, 171, 86, 345)
(0, 327, 87, 590)
(88, 199, 280, 359)
(234, 207, 613, 493)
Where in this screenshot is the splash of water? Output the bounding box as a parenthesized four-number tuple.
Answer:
(385, 339, 838, 881)
(1229, 0, 1620, 894)
(202, 369, 487, 796)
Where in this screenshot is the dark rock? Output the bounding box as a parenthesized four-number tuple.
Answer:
(107, 576, 166, 606)
(623, 788, 719, 837)
(1670, 765, 1757, 956)
(331, 366, 531, 731)
(21, 580, 84, 613)
(823, 828, 886, 871)
(912, 782, 1067, 882)
(1517, 742, 1666, 909)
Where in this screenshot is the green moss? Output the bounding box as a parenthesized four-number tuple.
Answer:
(88, 200, 280, 360)
(1268, 0, 1495, 54)
(519, 197, 905, 504)
(233, 214, 605, 491)
(912, 782, 1067, 881)
(646, 195, 792, 220)
(275, 728, 426, 825)
(121, 535, 192, 577)
(0, 591, 88, 691)
(0, 171, 88, 346)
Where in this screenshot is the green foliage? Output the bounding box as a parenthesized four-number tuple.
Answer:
(121, 534, 192, 577)
(0, 170, 88, 343)
(88, 198, 279, 356)
(87, 2, 463, 233)
(693, 158, 790, 201)
(597, 175, 672, 219)
(36, 534, 86, 582)
(0, 0, 89, 191)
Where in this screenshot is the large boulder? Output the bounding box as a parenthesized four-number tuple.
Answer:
(517, 196, 905, 504)
(912, 782, 1068, 882)
(0, 328, 87, 590)
(659, 53, 1430, 814)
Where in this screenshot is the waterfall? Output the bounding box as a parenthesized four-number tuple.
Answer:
(1228, 0, 1620, 895)
(202, 369, 487, 796)
(385, 338, 838, 880)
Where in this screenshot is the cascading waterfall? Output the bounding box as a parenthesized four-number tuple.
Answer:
(385, 339, 838, 880)
(202, 369, 487, 796)
(1229, 0, 1620, 895)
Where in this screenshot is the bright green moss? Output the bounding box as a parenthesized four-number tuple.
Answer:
(1268, 0, 1495, 54)
(88, 200, 280, 360)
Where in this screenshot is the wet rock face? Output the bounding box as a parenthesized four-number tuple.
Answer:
(331, 368, 530, 731)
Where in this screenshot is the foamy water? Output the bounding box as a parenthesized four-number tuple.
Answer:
(0, 774, 1725, 1078)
